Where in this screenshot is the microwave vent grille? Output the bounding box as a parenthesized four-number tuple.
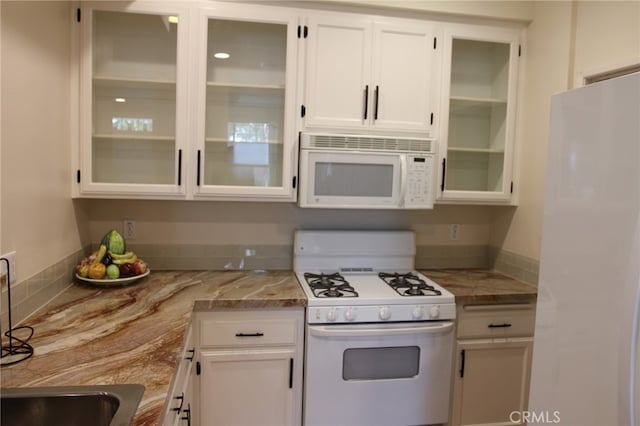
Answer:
(307, 134, 434, 153)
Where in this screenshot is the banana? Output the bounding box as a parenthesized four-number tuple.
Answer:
(112, 254, 137, 265)
(92, 245, 107, 264)
(109, 251, 135, 260)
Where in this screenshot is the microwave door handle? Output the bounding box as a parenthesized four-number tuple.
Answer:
(399, 155, 407, 207)
(309, 322, 454, 338)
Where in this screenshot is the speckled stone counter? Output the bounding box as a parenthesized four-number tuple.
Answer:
(422, 269, 538, 304)
(1, 270, 306, 426)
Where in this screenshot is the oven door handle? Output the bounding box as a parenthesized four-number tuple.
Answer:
(309, 321, 454, 337)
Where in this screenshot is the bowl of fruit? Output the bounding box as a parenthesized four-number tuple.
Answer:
(75, 230, 149, 286)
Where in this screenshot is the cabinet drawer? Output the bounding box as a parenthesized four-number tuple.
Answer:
(457, 303, 536, 339)
(200, 318, 298, 347)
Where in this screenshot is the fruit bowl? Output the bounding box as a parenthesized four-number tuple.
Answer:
(75, 269, 150, 287)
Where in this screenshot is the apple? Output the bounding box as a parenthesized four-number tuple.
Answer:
(119, 262, 136, 278)
(133, 259, 147, 276)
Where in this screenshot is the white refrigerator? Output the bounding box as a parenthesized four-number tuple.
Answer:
(529, 71, 640, 425)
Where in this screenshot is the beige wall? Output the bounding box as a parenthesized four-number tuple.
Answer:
(492, 0, 640, 261)
(86, 200, 492, 247)
(1, 1, 87, 282)
(572, 1, 640, 86)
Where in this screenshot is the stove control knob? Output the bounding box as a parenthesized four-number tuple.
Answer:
(326, 308, 338, 322)
(429, 305, 441, 319)
(345, 307, 357, 322)
(379, 306, 392, 321)
(412, 306, 424, 320)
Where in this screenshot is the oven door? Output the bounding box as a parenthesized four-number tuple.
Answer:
(304, 321, 455, 426)
(298, 149, 403, 209)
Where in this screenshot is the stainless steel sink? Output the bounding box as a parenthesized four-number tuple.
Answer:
(0, 384, 145, 426)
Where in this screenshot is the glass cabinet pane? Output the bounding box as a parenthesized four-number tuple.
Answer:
(203, 19, 287, 188)
(92, 10, 178, 185)
(446, 39, 510, 192)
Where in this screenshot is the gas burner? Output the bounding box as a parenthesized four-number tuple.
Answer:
(304, 273, 359, 298)
(378, 272, 442, 297)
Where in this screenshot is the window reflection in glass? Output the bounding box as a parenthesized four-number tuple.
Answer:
(112, 117, 154, 133)
(228, 122, 271, 166)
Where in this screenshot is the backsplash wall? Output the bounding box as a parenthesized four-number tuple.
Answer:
(85, 199, 494, 268)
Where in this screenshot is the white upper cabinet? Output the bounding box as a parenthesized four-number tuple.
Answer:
(78, 2, 190, 197)
(437, 24, 521, 203)
(76, 1, 299, 201)
(303, 12, 438, 135)
(192, 5, 299, 200)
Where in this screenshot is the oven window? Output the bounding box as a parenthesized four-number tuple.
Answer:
(343, 346, 420, 380)
(315, 162, 394, 197)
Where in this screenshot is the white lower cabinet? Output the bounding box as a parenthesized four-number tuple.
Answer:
(196, 308, 304, 426)
(450, 302, 536, 426)
(163, 322, 196, 426)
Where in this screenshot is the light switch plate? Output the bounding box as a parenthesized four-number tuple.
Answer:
(449, 224, 460, 241)
(123, 220, 136, 240)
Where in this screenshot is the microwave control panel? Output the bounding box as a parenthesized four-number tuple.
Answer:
(405, 155, 434, 208)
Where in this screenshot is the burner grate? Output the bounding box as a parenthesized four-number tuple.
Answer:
(378, 272, 442, 297)
(304, 272, 359, 298)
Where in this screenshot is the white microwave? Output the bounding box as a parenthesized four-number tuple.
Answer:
(298, 133, 437, 209)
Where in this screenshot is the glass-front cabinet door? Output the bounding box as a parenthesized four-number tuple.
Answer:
(438, 25, 521, 203)
(78, 3, 189, 197)
(193, 5, 298, 200)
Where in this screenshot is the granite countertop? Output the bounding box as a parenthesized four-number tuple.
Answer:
(1, 270, 306, 426)
(1, 268, 535, 425)
(422, 269, 538, 304)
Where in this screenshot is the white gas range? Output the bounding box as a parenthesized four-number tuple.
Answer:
(294, 230, 456, 426)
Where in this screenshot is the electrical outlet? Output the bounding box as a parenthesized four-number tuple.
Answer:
(0, 251, 17, 285)
(123, 220, 137, 240)
(450, 224, 460, 241)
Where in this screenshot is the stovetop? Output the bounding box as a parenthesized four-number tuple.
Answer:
(293, 230, 456, 323)
(297, 270, 453, 306)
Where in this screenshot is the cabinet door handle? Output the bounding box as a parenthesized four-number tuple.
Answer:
(196, 150, 201, 186)
(374, 85, 379, 120)
(488, 323, 513, 328)
(289, 358, 294, 389)
(363, 85, 369, 120)
(459, 349, 465, 378)
(177, 149, 182, 186)
(441, 158, 446, 191)
(235, 332, 264, 337)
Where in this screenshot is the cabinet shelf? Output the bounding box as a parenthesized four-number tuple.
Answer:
(93, 134, 175, 141)
(93, 76, 176, 90)
(207, 82, 285, 91)
(450, 96, 507, 114)
(205, 137, 282, 144)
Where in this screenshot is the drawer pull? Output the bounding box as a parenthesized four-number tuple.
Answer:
(488, 323, 513, 328)
(172, 392, 184, 413)
(181, 403, 191, 426)
(185, 348, 195, 361)
(464, 303, 533, 312)
(235, 332, 264, 337)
